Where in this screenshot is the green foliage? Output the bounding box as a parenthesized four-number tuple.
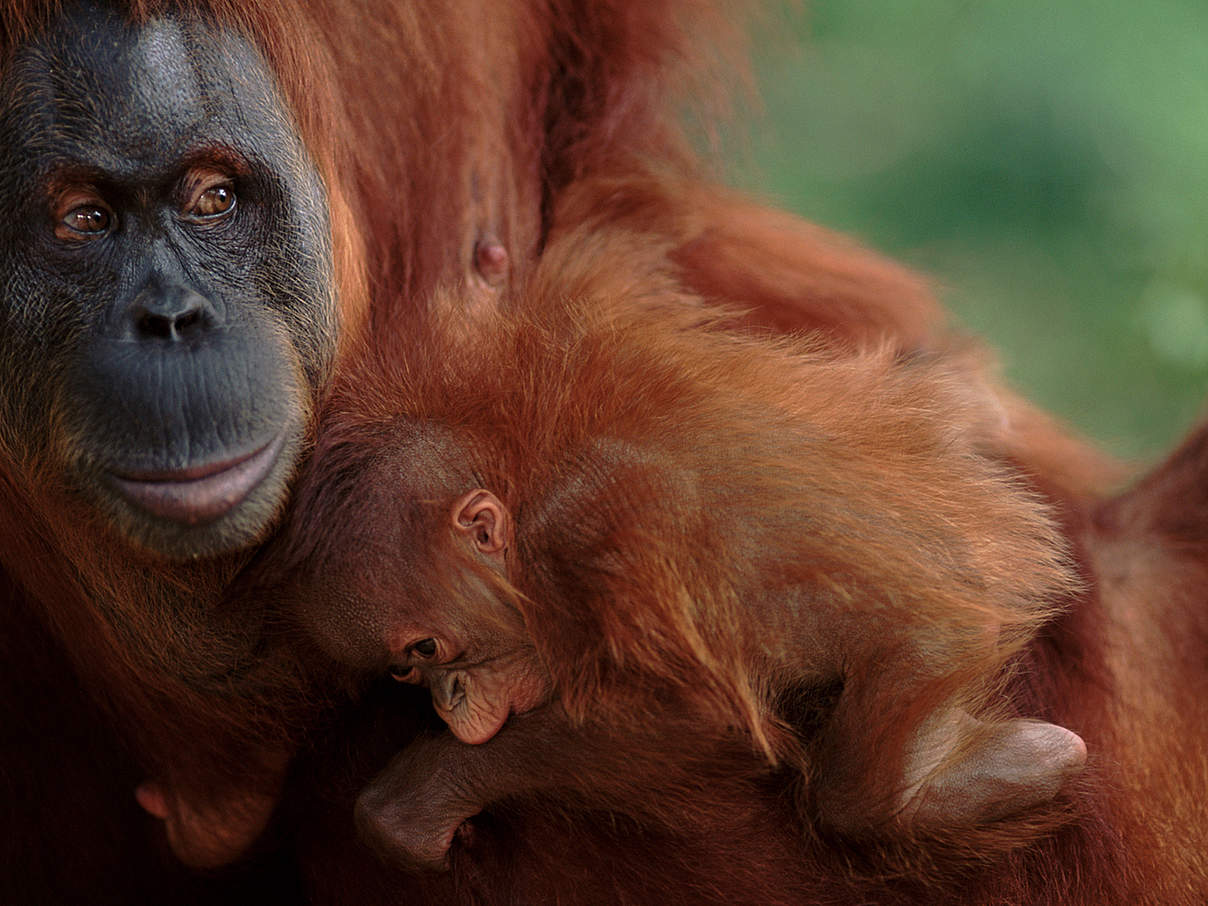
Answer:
(741, 0, 1208, 459)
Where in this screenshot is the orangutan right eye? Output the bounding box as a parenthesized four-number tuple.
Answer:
(410, 638, 438, 658)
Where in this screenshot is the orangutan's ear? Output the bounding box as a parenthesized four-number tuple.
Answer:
(452, 489, 510, 557)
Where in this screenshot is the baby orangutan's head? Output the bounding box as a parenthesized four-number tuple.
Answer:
(383, 488, 549, 744)
(290, 420, 549, 745)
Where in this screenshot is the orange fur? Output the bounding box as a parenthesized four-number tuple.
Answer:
(0, 2, 1195, 904)
(281, 236, 1208, 905)
(305, 230, 1074, 754)
(271, 230, 1118, 902)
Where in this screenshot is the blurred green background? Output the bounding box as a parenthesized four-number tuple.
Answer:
(739, 0, 1208, 461)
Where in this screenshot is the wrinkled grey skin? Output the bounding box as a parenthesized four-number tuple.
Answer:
(0, 1, 336, 558)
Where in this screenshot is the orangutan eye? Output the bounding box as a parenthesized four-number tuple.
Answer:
(181, 169, 238, 223)
(388, 665, 415, 682)
(410, 638, 438, 659)
(191, 183, 235, 218)
(58, 204, 114, 239)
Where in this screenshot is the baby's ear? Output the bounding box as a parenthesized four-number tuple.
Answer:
(452, 489, 511, 557)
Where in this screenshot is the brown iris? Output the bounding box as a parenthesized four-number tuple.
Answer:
(191, 183, 234, 218)
(60, 204, 112, 237)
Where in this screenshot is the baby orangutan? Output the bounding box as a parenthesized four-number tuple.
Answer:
(137, 234, 1088, 871)
(289, 420, 1085, 870)
(279, 242, 1088, 871)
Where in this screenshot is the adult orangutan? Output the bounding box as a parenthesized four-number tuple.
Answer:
(0, 0, 1169, 905)
(0, 3, 346, 899)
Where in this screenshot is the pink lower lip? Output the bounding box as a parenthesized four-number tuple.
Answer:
(108, 433, 285, 525)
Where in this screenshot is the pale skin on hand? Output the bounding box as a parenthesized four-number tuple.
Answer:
(895, 710, 1088, 828)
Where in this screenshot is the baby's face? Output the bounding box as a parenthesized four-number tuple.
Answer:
(387, 630, 549, 744)
(297, 570, 548, 743)
(295, 478, 537, 743)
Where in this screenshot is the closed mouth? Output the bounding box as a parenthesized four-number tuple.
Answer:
(107, 432, 286, 526)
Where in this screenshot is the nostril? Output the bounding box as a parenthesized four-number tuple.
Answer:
(136, 311, 174, 340)
(131, 295, 215, 342)
(174, 308, 202, 335)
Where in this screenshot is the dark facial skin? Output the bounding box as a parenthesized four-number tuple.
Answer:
(0, 2, 336, 558)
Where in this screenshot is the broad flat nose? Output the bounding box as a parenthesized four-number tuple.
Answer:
(126, 285, 219, 342)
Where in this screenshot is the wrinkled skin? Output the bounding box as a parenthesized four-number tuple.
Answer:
(0, 1, 336, 559)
